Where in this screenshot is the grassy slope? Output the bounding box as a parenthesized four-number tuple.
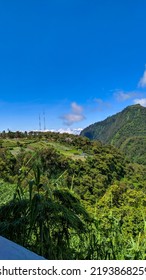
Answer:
(8, 139, 86, 161)
(0, 137, 87, 204)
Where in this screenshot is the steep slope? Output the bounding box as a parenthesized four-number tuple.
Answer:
(81, 104, 146, 164)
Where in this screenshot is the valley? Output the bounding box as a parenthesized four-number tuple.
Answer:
(0, 129, 146, 259)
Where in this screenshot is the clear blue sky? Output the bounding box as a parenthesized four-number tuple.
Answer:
(0, 0, 146, 131)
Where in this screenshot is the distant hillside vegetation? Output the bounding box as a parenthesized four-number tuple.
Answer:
(80, 104, 146, 165)
(0, 129, 146, 259)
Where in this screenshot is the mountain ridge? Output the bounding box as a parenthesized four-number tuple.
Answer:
(80, 104, 146, 164)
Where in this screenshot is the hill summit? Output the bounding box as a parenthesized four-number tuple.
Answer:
(81, 104, 146, 164)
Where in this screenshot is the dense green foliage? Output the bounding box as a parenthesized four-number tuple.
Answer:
(81, 104, 146, 165)
(0, 131, 146, 259)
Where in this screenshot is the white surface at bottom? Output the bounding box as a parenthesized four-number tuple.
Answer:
(0, 236, 45, 260)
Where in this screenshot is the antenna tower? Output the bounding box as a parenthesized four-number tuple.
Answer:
(43, 111, 46, 131)
(39, 114, 41, 130)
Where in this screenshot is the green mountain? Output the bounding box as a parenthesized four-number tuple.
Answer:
(81, 104, 146, 164)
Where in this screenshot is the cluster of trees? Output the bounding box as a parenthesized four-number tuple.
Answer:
(0, 132, 146, 259)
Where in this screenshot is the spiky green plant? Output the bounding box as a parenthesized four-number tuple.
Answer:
(0, 162, 91, 259)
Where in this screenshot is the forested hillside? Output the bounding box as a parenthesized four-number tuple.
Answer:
(0, 131, 146, 259)
(80, 104, 146, 165)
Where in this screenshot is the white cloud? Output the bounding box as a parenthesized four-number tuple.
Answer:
(114, 90, 139, 102)
(115, 91, 132, 101)
(71, 102, 83, 114)
(61, 113, 85, 125)
(47, 128, 83, 135)
(133, 98, 146, 107)
(60, 102, 85, 125)
(58, 127, 83, 134)
(93, 98, 111, 111)
(138, 70, 146, 88)
(94, 98, 103, 104)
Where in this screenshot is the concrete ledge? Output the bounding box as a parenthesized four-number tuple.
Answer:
(0, 236, 45, 260)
